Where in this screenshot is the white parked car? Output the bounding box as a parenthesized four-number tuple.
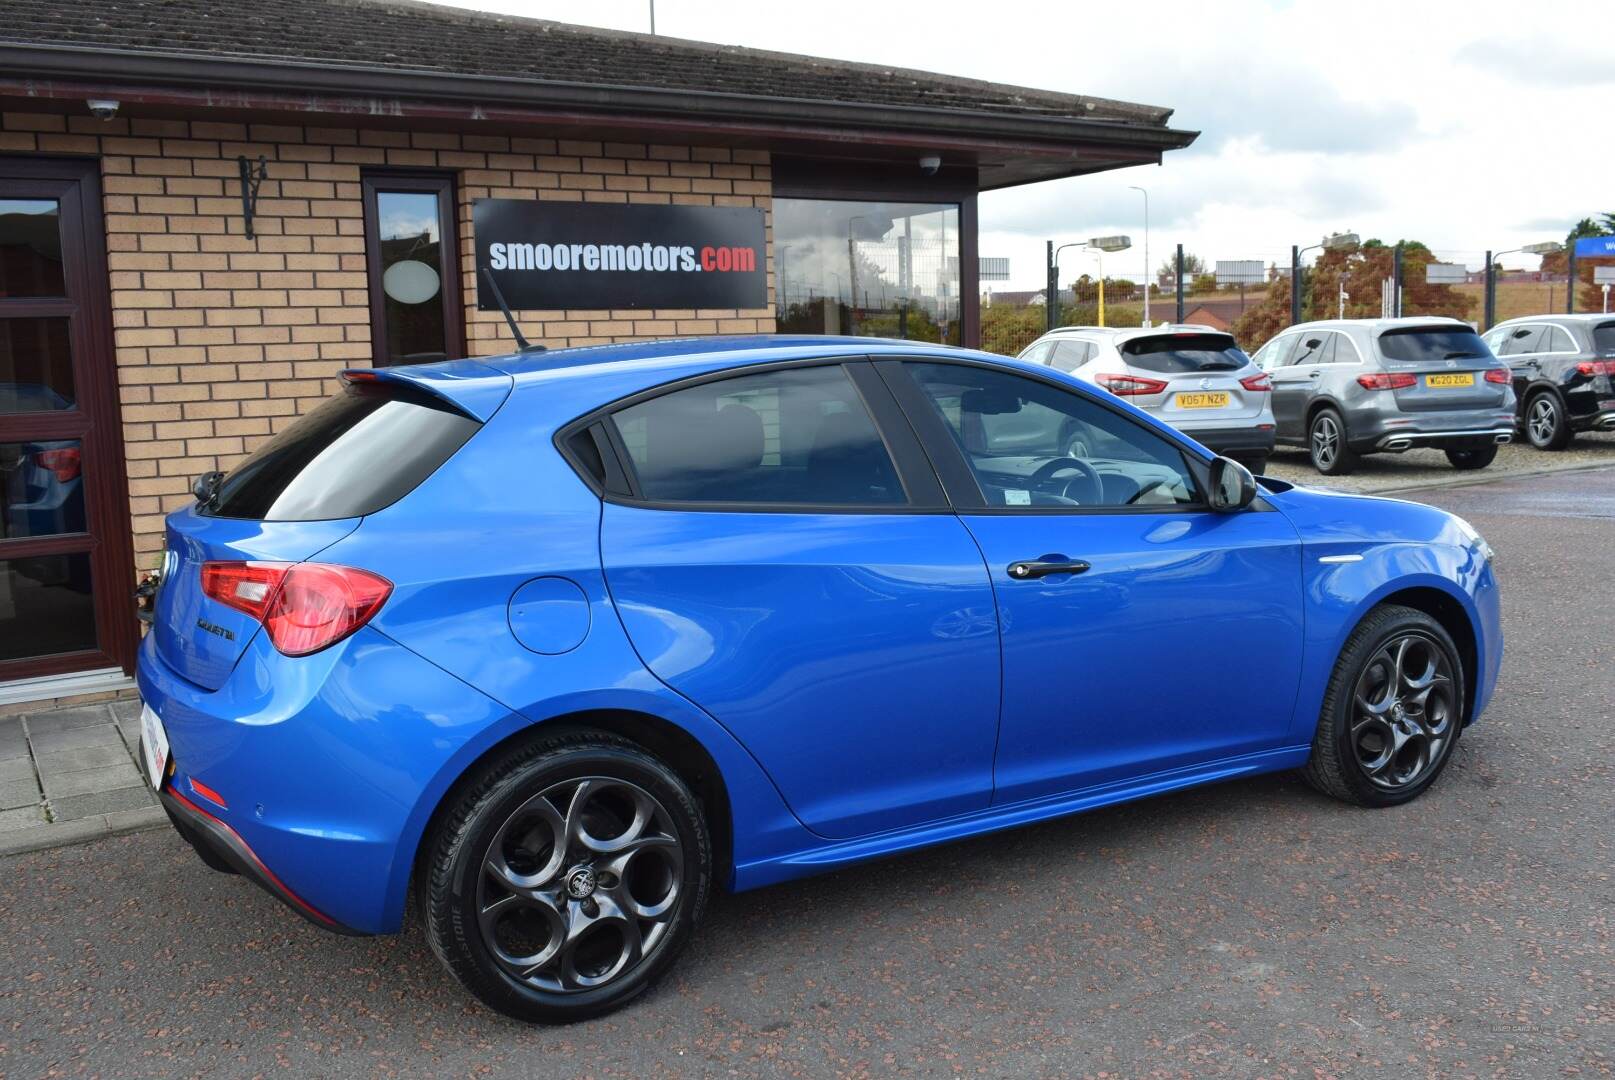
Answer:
(1018, 325, 1276, 471)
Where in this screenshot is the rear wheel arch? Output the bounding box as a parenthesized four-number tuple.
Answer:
(410, 709, 735, 912)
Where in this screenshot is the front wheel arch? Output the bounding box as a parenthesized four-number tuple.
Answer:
(1360, 586, 1478, 728)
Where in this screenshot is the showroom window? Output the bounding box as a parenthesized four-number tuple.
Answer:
(362, 173, 464, 367)
(774, 198, 961, 345)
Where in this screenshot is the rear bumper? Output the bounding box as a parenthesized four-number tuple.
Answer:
(1347, 407, 1518, 452)
(135, 623, 515, 935)
(1570, 407, 1615, 433)
(1177, 423, 1276, 458)
(159, 784, 362, 934)
(1372, 427, 1513, 451)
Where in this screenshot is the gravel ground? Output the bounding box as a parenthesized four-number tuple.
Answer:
(1, 469, 1611, 1078)
(1263, 428, 1615, 493)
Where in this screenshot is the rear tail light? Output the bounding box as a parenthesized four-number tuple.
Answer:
(1576, 360, 1615, 376)
(1239, 373, 1273, 392)
(200, 561, 392, 656)
(1096, 372, 1169, 396)
(1356, 372, 1418, 391)
(1484, 368, 1511, 384)
(33, 447, 81, 482)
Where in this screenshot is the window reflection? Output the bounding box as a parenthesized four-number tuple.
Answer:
(0, 439, 86, 539)
(375, 190, 448, 365)
(774, 199, 960, 345)
(0, 554, 96, 661)
(0, 317, 76, 412)
(0, 199, 65, 298)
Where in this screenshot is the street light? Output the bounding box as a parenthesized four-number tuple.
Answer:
(1047, 235, 1130, 329)
(1484, 241, 1562, 330)
(1128, 186, 1149, 325)
(1291, 232, 1360, 325)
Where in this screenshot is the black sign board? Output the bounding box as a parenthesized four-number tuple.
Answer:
(473, 199, 767, 311)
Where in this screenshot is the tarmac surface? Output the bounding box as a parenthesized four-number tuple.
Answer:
(1, 467, 1611, 1078)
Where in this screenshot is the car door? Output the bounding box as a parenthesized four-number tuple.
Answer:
(1258, 333, 1309, 437)
(594, 359, 1002, 839)
(1498, 323, 1546, 396)
(882, 359, 1305, 803)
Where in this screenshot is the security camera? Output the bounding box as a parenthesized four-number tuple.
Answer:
(918, 155, 942, 176)
(86, 99, 120, 121)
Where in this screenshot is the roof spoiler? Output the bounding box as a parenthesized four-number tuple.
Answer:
(339, 359, 513, 422)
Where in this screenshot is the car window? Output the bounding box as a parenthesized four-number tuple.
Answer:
(611, 364, 906, 507)
(1290, 333, 1332, 366)
(905, 362, 1200, 510)
(1253, 336, 1294, 371)
(1545, 326, 1578, 353)
(1482, 329, 1506, 354)
(1120, 333, 1249, 373)
(1377, 326, 1491, 363)
(1594, 321, 1615, 357)
(1499, 325, 1544, 356)
(1019, 341, 1053, 364)
(1048, 339, 1090, 373)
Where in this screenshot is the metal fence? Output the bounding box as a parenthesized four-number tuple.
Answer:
(976, 241, 1607, 358)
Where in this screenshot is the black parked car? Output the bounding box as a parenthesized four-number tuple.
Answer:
(1483, 314, 1615, 449)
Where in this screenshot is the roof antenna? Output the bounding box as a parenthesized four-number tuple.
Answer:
(480, 267, 546, 353)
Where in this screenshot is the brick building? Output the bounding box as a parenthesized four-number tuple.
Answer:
(0, 0, 1193, 701)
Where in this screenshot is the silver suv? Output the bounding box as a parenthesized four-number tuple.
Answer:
(1250, 317, 1516, 475)
(1018, 325, 1276, 471)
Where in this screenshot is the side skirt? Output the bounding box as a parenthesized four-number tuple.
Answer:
(733, 744, 1311, 891)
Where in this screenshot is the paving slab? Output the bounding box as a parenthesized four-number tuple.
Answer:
(22, 705, 114, 735)
(47, 786, 155, 822)
(0, 756, 36, 783)
(26, 723, 127, 756)
(41, 763, 147, 801)
(34, 743, 137, 774)
(0, 719, 26, 759)
(0, 805, 47, 832)
(0, 778, 41, 810)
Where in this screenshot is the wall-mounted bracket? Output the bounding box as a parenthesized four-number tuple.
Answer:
(236, 155, 268, 240)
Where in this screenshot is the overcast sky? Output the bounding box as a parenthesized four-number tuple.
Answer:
(439, 0, 1600, 289)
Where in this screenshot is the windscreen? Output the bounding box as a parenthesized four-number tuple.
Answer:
(202, 381, 481, 521)
(1593, 322, 1615, 357)
(1378, 327, 1491, 363)
(1121, 334, 1249, 373)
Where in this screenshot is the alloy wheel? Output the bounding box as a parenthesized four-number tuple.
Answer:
(476, 777, 684, 993)
(1351, 632, 1455, 790)
(1528, 396, 1558, 445)
(1311, 415, 1340, 469)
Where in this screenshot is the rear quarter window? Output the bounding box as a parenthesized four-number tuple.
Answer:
(1121, 334, 1249, 373)
(202, 381, 481, 521)
(1593, 322, 1615, 357)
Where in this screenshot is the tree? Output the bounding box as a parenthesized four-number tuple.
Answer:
(1230, 238, 1474, 352)
(1157, 251, 1206, 284)
(1541, 214, 1615, 311)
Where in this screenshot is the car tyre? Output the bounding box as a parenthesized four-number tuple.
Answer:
(1444, 443, 1498, 470)
(1303, 604, 1464, 808)
(423, 729, 711, 1023)
(1524, 390, 1572, 450)
(1308, 408, 1356, 475)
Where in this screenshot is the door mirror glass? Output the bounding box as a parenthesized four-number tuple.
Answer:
(1207, 456, 1256, 512)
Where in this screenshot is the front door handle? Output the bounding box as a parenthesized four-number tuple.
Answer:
(1309, 370, 1323, 378)
(1007, 558, 1091, 580)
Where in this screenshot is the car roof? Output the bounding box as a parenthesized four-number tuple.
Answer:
(1278, 316, 1472, 335)
(358, 335, 1060, 422)
(1045, 323, 1227, 342)
(1491, 312, 1615, 327)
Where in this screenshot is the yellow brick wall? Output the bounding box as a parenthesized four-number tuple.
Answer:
(0, 111, 775, 570)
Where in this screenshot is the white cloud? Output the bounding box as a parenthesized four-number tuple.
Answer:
(433, 0, 1606, 288)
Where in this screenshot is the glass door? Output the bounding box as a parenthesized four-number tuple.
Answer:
(0, 159, 135, 679)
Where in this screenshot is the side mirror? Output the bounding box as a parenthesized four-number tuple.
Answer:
(1207, 456, 1257, 513)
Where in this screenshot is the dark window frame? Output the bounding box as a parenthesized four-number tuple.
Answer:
(361, 171, 465, 368)
(554, 357, 949, 514)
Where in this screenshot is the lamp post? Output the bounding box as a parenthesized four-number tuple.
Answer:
(1085, 235, 1132, 327)
(1292, 232, 1360, 326)
(1128, 186, 1149, 325)
(1485, 241, 1562, 330)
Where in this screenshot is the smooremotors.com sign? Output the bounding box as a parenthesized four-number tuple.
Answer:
(474, 200, 767, 311)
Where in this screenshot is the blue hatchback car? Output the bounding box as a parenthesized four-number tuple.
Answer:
(137, 336, 1502, 1021)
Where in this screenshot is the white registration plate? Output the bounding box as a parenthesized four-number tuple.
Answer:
(140, 704, 170, 791)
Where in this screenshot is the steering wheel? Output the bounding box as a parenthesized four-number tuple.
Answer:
(1028, 457, 1103, 505)
(1125, 477, 1173, 505)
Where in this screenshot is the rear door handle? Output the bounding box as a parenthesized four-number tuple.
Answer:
(1007, 559, 1091, 580)
(1308, 370, 1323, 378)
